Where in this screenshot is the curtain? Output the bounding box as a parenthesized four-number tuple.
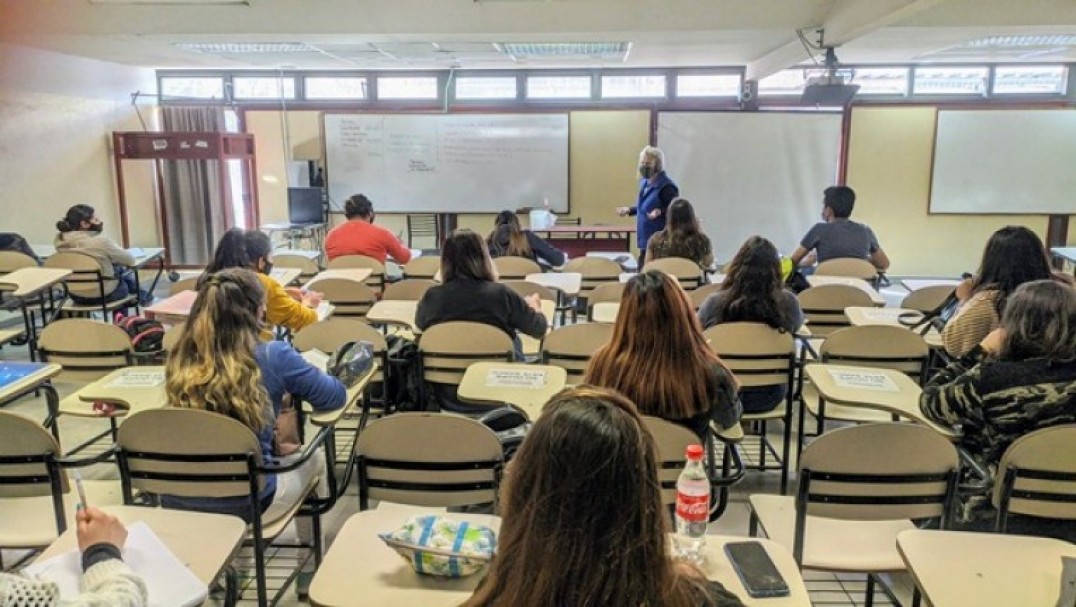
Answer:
(161, 106, 226, 266)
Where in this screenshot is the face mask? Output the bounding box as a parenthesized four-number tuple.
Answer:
(89, 221, 104, 234)
(639, 165, 654, 179)
(262, 260, 274, 276)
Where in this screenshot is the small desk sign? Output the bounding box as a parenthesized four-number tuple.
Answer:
(485, 369, 547, 389)
(106, 371, 165, 388)
(827, 369, 899, 392)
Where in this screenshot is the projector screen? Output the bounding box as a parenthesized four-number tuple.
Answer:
(930, 109, 1076, 214)
(657, 111, 843, 263)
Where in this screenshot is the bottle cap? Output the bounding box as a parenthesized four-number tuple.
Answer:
(685, 444, 704, 460)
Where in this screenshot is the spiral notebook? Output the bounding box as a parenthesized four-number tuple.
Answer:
(23, 522, 206, 607)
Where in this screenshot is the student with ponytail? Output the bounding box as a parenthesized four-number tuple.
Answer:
(55, 204, 151, 305)
(486, 210, 565, 268)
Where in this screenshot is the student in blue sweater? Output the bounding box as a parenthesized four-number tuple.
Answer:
(163, 267, 346, 597)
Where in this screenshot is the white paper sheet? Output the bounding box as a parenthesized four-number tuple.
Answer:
(485, 369, 547, 389)
(827, 369, 900, 392)
(105, 371, 165, 388)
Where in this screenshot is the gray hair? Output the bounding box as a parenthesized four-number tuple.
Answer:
(639, 145, 666, 173)
(1000, 279, 1076, 363)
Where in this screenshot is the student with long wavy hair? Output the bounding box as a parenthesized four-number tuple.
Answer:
(462, 386, 745, 607)
(163, 268, 346, 596)
(698, 236, 803, 414)
(644, 198, 714, 269)
(486, 210, 566, 268)
(942, 225, 1064, 357)
(584, 271, 741, 439)
(204, 228, 322, 335)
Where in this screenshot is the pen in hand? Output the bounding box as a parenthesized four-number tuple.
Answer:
(73, 470, 89, 511)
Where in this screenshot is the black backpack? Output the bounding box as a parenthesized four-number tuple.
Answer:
(115, 314, 165, 353)
(385, 335, 424, 411)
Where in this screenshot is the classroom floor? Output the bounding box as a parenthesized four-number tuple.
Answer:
(0, 277, 933, 606)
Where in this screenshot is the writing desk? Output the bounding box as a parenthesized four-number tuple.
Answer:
(270, 266, 303, 287)
(897, 529, 1076, 607)
(0, 362, 62, 438)
(31, 243, 56, 259)
(128, 247, 166, 296)
(0, 267, 71, 360)
(587, 250, 638, 271)
(524, 271, 581, 298)
(367, 300, 420, 332)
(901, 278, 960, 292)
(310, 503, 809, 607)
(35, 505, 245, 592)
(262, 221, 328, 253)
(307, 268, 374, 288)
(517, 299, 555, 358)
(804, 364, 956, 437)
(806, 275, 885, 306)
(530, 225, 636, 257)
(144, 289, 197, 325)
(457, 362, 567, 420)
(307, 363, 378, 427)
(844, 306, 943, 349)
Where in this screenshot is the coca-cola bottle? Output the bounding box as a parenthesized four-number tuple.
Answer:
(674, 444, 710, 564)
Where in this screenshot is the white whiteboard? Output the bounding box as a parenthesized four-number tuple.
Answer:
(323, 113, 569, 213)
(931, 109, 1076, 214)
(657, 112, 842, 263)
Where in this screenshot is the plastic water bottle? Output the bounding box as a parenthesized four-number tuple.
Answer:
(675, 444, 710, 564)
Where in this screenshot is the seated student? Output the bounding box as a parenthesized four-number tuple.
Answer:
(584, 270, 741, 439)
(324, 194, 412, 265)
(54, 204, 151, 306)
(644, 198, 714, 269)
(942, 225, 1061, 358)
(921, 280, 1076, 539)
(486, 210, 566, 268)
(0, 232, 41, 264)
(699, 236, 803, 414)
(416, 229, 547, 365)
(163, 268, 346, 596)
(789, 186, 889, 271)
(462, 386, 745, 607)
(204, 228, 322, 335)
(0, 507, 147, 606)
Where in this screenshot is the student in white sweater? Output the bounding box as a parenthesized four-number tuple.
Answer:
(0, 507, 146, 607)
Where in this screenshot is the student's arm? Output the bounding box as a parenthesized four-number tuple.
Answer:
(919, 347, 986, 430)
(789, 245, 810, 267)
(270, 342, 347, 411)
(866, 227, 889, 270)
(505, 289, 547, 339)
(696, 292, 725, 329)
(414, 290, 436, 332)
(263, 276, 318, 332)
(526, 232, 565, 267)
(782, 291, 805, 332)
(790, 224, 822, 266)
(383, 228, 413, 264)
(98, 237, 136, 267)
(643, 245, 656, 265)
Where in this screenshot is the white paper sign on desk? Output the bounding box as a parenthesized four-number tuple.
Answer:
(485, 369, 547, 389)
(828, 369, 899, 392)
(105, 371, 165, 388)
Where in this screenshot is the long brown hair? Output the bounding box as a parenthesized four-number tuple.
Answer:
(462, 386, 714, 607)
(716, 236, 792, 330)
(999, 280, 1076, 363)
(441, 229, 497, 283)
(166, 268, 271, 430)
(585, 270, 731, 420)
(664, 198, 702, 240)
(488, 210, 532, 258)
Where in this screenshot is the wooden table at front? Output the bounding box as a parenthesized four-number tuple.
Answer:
(457, 362, 567, 420)
(897, 529, 1076, 607)
(309, 504, 810, 607)
(35, 505, 246, 593)
(803, 363, 956, 437)
(530, 225, 636, 258)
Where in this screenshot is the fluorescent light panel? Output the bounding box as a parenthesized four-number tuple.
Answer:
(175, 42, 315, 54)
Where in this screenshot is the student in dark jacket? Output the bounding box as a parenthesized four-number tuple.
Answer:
(0, 232, 41, 264)
(486, 210, 566, 268)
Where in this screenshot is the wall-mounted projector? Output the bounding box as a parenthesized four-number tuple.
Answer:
(800, 47, 859, 107)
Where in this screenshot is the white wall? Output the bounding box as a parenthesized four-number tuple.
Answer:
(0, 42, 159, 247)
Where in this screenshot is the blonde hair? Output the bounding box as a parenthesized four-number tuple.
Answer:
(640, 145, 666, 173)
(166, 268, 271, 431)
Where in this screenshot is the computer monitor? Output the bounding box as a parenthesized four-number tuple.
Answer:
(288, 187, 324, 225)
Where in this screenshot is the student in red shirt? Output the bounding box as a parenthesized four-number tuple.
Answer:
(324, 194, 413, 265)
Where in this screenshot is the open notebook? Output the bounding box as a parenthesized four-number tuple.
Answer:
(23, 522, 206, 607)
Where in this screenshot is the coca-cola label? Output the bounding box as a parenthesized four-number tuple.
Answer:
(676, 492, 709, 523)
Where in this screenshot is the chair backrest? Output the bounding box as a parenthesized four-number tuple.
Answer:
(797, 423, 958, 522)
(0, 251, 38, 273)
(38, 318, 132, 377)
(418, 322, 513, 386)
(500, 280, 557, 302)
(901, 285, 956, 313)
(293, 317, 388, 384)
(814, 257, 879, 281)
(541, 323, 614, 385)
(0, 411, 69, 539)
(688, 282, 722, 310)
(820, 325, 929, 381)
(564, 257, 621, 300)
(273, 254, 321, 285)
(705, 323, 795, 390)
(402, 256, 441, 280)
(314, 278, 378, 319)
(994, 424, 1076, 525)
(641, 415, 700, 506)
(586, 282, 626, 321)
(493, 256, 542, 281)
(327, 254, 387, 293)
(406, 214, 440, 248)
(356, 412, 503, 508)
(797, 284, 875, 337)
(168, 276, 201, 296)
(382, 279, 436, 302)
(643, 257, 705, 290)
(45, 251, 118, 300)
(116, 408, 265, 500)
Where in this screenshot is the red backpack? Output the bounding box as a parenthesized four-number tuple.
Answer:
(114, 314, 166, 353)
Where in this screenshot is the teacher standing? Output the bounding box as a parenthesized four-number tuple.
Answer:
(616, 145, 679, 267)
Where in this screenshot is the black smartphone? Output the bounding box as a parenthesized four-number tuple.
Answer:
(724, 541, 791, 598)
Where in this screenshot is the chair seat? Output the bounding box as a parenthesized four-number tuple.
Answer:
(712, 421, 745, 443)
(0, 479, 123, 548)
(806, 398, 896, 424)
(749, 494, 913, 572)
(243, 474, 320, 542)
(742, 402, 789, 422)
